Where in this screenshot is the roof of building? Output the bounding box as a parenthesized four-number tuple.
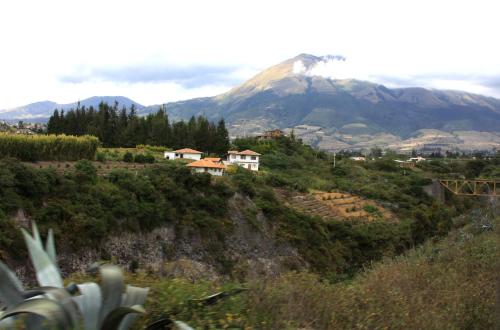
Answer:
(173, 148, 203, 154)
(186, 159, 226, 169)
(227, 149, 261, 156)
(204, 157, 221, 162)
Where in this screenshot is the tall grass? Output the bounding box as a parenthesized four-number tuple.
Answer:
(245, 211, 500, 329)
(0, 133, 99, 161)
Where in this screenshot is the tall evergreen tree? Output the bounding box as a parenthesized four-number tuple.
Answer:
(46, 103, 229, 150)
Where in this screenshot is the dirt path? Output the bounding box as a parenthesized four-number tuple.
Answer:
(23, 161, 155, 174)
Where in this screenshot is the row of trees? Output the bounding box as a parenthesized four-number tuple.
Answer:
(0, 133, 99, 161)
(47, 102, 230, 155)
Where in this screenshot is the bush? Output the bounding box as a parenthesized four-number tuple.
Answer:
(96, 152, 107, 162)
(123, 152, 134, 162)
(74, 160, 98, 184)
(134, 153, 155, 164)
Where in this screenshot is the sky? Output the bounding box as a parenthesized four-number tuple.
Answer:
(0, 0, 499, 109)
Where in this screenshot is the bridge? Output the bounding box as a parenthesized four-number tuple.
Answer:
(439, 179, 499, 197)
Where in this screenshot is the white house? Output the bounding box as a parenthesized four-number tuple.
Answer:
(408, 156, 426, 162)
(225, 150, 261, 171)
(350, 156, 366, 162)
(187, 159, 226, 176)
(164, 148, 202, 161)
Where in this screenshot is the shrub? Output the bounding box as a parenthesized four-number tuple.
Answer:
(134, 154, 154, 163)
(96, 152, 107, 162)
(143, 153, 156, 163)
(123, 152, 134, 162)
(74, 160, 98, 184)
(134, 154, 146, 163)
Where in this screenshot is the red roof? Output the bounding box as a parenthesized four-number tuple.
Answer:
(173, 148, 202, 154)
(204, 157, 221, 162)
(187, 159, 226, 169)
(227, 149, 261, 156)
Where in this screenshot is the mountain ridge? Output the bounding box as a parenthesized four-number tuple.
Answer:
(2, 54, 500, 150)
(0, 96, 144, 121)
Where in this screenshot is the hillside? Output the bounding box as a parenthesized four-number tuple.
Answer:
(0, 135, 498, 328)
(146, 54, 500, 151)
(2, 135, 493, 279)
(0, 96, 144, 121)
(121, 204, 499, 329)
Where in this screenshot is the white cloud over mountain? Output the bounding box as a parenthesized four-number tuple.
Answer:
(0, 0, 499, 108)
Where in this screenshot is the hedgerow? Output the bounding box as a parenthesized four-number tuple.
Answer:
(0, 133, 98, 161)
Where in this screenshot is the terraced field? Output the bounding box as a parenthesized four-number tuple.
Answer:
(276, 189, 397, 222)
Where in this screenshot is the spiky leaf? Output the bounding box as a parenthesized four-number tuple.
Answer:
(100, 305, 145, 330)
(118, 285, 149, 330)
(0, 298, 73, 329)
(98, 265, 124, 325)
(73, 283, 102, 330)
(21, 229, 63, 288)
(44, 229, 57, 267)
(173, 321, 195, 330)
(0, 261, 24, 308)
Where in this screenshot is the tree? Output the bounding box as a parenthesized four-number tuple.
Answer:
(214, 119, 230, 155)
(46, 103, 226, 150)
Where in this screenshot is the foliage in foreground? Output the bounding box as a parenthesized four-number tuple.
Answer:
(246, 208, 499, 329)
(118, 206, 499, 329)
(0, 223, 150, 330)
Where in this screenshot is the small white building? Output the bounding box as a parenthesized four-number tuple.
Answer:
(187, 159, 226, 176)
(408, 156, 426, 162)
(225, 150, 261, 171)
(350, 156, 366, 162)
(164, 148, 202, 161)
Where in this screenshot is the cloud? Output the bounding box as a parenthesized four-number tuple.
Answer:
(59, 64, 251, 89)
(479, 76, 500, 89)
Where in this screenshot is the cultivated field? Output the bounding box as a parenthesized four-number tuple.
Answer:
(276, 189, 397, 222)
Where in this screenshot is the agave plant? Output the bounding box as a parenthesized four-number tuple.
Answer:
(0, 223, 166, 330)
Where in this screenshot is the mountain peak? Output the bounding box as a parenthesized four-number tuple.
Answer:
(220, 54, 348, 100)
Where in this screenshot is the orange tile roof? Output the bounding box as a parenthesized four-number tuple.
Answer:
(187, 159, 226, 169)
(204, 157, 221, 162)
(174, 148, 202, 154)
(227, 149, 261, 156)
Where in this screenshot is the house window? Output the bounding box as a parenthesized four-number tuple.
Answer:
(241, 155, 246, 160)
(251, 156, 256, 160)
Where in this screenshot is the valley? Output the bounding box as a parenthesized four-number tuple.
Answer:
(0, 126, 499, 329)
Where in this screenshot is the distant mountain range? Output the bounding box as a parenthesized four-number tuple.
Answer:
(148, 54, 500, 151)
(0, 96, 144, 122)
(2, 54, 500, 151)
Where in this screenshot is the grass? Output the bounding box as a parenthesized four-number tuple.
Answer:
(65, 205, 500, 329)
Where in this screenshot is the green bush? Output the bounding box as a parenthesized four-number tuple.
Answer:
(123, 152, 134, 162)
(96, 151, 107, 162)
(134, 153, 155, 163)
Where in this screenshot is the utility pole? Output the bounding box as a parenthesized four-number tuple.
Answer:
(333, 152, 336, 168)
